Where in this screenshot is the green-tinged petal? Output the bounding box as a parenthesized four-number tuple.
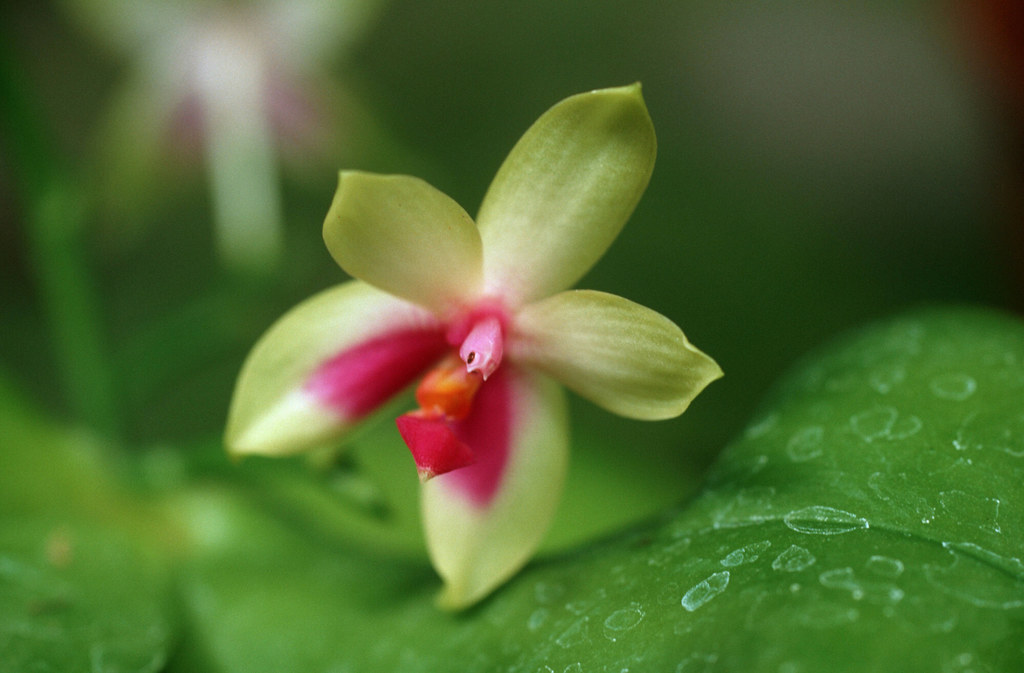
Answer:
(510, 290, 722, 420)
(422, 368, 568, 609)
(263, 0, 388, 68)
(323, 171, 483, 315)
(226, 280, 445, 457)
(476, 84, 656, 305)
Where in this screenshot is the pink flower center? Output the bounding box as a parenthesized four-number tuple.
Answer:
(397, 314, 508, 482)
(459, 316, 503, 380)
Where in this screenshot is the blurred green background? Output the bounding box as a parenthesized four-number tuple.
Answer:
(1, 0, 1021, 578)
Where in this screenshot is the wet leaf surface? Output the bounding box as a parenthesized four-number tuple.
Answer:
(173, 307, 1024, 672)
(0, 517, 174, 673)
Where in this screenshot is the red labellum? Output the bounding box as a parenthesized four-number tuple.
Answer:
(396, 411, 476, 482)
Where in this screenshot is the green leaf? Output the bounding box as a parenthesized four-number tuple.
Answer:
(0, 516, 174, 673)
(175, 307, 1024, 671)
(0, 373, 176, 673)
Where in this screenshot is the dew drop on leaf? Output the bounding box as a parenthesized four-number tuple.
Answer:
(772, 545, 817, 572)
(681, 571, 730, 612)
(783, 506, 869, 535)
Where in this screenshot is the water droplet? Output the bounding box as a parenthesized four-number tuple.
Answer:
(720, 540, 771, 567)
(796, 603, 859, 628)
(534, 581, 565, 604)
(946, 652, 985, 673)
(954, 411, 1024, 458)
(938, 491, 1003, 534)
(603, 602, 645, 639)
(867, 471, 937, 521)
(527, 607, 549, 631)
(744, 413, 778, 439)
(941, 541, 1024, 574)
(819, 567, 903, 604)
(851, 406, 921, 442)
(783, 506, 869, 535)
(868, 366, 905, 394)
(565, 599, 591, 616)
(851, 407, 897, 442)
(865, 555, 904, 578)
(930, 374, 977, 401)
(819, 567, 857, 589)
(675, 653, 718, 673)
(0, 555, 42, 580)
(736, 486, 777, 509)
(555, 617, 589, 649)
(749, 454, 769, 475)
(867, 471, 890, 501)
(925, 554, 1024, 610)
(772, 545, 816, 572)
(682, 571, 730, 612)
(786, 426, 824, 462)
(888, 414, 922, 440)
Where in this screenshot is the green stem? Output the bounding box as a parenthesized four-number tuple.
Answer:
(0, 33, 122, 441)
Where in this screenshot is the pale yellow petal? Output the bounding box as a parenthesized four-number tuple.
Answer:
(323, 172, 483, 315)
(476, 84, 656, 305)
(422, 369, 568, 609)
(510, 290, 721, 419)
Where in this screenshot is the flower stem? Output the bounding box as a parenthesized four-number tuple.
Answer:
(0, 37, 122, 441)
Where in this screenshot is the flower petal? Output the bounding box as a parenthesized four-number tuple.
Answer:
(510, 290, 722, 420)
(476, 84, 657, 305)
(421, 368, 568, 609)
(225, 281, 447, 457)
(195, 27, 284, 272)
(322, 171, 483, 315)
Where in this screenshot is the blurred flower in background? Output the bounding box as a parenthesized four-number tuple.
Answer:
(62, 0, 383, 273)
(1, 0, 1011, 519)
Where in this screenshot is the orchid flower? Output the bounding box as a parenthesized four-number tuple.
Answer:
(66, 0, 383, 271)
(225, 84, 722, 608)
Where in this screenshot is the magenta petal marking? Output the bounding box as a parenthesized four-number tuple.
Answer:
(396, 413, 476, 480)
(444, 367, 514, 507)
(305, 328, 447, 419)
